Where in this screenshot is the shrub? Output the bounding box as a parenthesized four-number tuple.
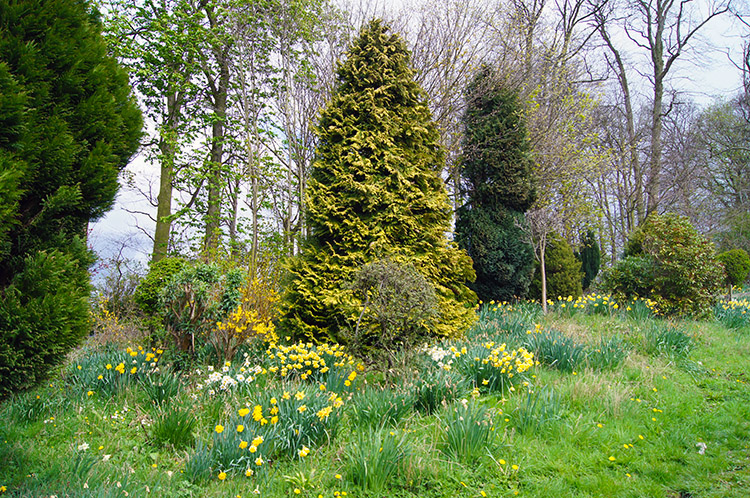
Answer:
(602, 213, 724, 317)
(134, 257, 187, 316)
(159, 262, 244, 356)
(529, 233, 583, 303)
(213, 277, 279, 362)
(577, 229, 601, 290)
(345, 259, 440, 368)
(601, 257, 655, 303)
(717, 249, 750, 299)
(278, 20, 477, 345)
(0, 246, 92, 398)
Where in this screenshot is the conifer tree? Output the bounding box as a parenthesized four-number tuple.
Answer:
(530, 233, 583, 301)
(280, 19, 476, 344)
(577, 229, 601, 290)
(455, 67, 536, 302)
(0, 0, 142, 396)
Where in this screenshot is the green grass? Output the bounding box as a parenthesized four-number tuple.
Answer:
(2, 305, 750, 497)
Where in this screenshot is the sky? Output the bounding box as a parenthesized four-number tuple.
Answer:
(89, 2, 749, 276)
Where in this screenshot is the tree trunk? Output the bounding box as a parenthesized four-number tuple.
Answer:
(152, 91, 180, 263)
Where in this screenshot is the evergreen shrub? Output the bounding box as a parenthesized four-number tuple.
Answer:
(602, 213, 724, 317)
(529, 233, 583, 301)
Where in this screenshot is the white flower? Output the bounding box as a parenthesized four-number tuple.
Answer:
(77, 442, 90, 451)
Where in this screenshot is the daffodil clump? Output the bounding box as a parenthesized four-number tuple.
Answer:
(67, 346, 165, 396)
(714, 299, 750, 330)
(431, 342, 536, 393)
(546, 294, 659, 318)
(198, 385, 347, 480)
(264, 342, 364, 393)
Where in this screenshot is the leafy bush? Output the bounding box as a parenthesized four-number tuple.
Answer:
(345, 259, 440, 368)
(717, 249, 750, 298)
(0, 246, 92, 398)
(529, 233, 583, 302)
(134, 257, 187, 316)
(602, 213, 724, 317)
(160, 262, 244, 356)
(213, 277, 279, 362)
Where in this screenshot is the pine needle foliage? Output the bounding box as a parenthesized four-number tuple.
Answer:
(280, 19, 476, 344)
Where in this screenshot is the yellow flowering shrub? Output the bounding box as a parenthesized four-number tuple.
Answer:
(212, 278, 280, 362)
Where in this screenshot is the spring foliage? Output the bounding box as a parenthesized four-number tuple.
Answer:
(0, 0, 141, 396)
(603, 213, 724, 316)
(280, 19, 476, 344)
(455, 67, 536, 302)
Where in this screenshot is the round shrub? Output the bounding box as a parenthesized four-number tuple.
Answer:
(134, 257, 186, 316)
(603, 213, 724, 317)
(345, 258, 439, 368)
(530, 233, 583, 302)
(717, 248, 750, 295)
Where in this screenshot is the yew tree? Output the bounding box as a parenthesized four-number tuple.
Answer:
(455, 67, 536, 302)
(280, 19, 476, 345)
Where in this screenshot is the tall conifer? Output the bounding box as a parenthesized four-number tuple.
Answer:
(280, 19, 476, 343)
(455, 67, 536, 302)
(0, 0, 142, 395)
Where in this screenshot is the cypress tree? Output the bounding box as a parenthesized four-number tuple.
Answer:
(280, 19, 476, 344)
(577, 229, 601, 290)
(0, 0, 142, 396)
(530, 233, 583, 301)
(455, 67, 536, 302)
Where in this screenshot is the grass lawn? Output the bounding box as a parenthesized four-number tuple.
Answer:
(1, 298, 750, 497)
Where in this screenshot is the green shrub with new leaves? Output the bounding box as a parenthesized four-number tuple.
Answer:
(279, 20, 476, 345)
(159, 263, 244, 356)
(134, 257, 187, 316)
(717, 249, 750, 298)
(603, 213, 724, 317)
